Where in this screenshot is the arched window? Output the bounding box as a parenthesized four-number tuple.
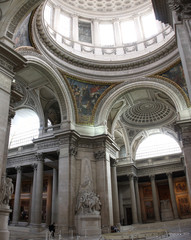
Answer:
(135, 134, 182, 160)
(9, 109, 40, 149)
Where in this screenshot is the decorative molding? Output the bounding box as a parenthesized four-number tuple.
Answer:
(182, 136, 191, 147)
(110, 159, 118, 167)
(6, 0, 43, 39)
(94, 151, 105, 160)
(70, 146, 78, 156)
(7, 154, 36, 167)
(33, 4, 178, 74)
(36, 139, 60, 150)
(168, 0, 191, 21)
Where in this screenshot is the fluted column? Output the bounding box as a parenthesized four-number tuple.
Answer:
(51, 168, 58, 224)
(129, 174, 138, 224)
(134, 177, 142, 223)
(30, 164, 37, 225)
(150, 175, 160, 221)
(12, 166, 22, 225)
(110, 159, 120, 226)
(33, 154, 44, 228)
(167, 172, 179, 219)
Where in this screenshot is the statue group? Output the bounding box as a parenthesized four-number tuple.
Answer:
(76, 189, 101, 215)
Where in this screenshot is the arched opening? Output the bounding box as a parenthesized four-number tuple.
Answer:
(135, 133, 182, 160)
(9, 109, 40, 149)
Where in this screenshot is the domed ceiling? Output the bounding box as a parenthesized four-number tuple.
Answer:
(52, 0, 151, 17)
(120, 100, 176, 128)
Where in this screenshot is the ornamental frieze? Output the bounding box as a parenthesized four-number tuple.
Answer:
(138, 163, 183, 177)
(37, 139, 60, 150)
(7, 154, 36, 167)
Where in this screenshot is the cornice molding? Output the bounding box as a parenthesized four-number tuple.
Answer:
(0, 42, 26, 75)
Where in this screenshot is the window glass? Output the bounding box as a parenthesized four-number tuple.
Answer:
(78, 21, 92, 43)
(141, 12, 158, 38)
(9, 109, 40, 149)
(99, 23, 115, 46)
(44, 4, 52, 26)
(121, 20, 137, 43)
(136, 134, 181, 160)
(58, 13, 71, 38)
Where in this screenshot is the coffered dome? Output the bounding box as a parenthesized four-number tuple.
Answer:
(53, 0, 151, 17)
(121, 100, 176, 129)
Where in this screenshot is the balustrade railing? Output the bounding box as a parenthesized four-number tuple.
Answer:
(45, 22, 174, 59)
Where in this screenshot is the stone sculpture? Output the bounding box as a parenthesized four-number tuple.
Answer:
(0, 176, 14, 206)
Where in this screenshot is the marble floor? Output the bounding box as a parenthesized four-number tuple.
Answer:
(9, 218, 191, 240)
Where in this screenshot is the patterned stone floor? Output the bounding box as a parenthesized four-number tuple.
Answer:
(9, 218, 191, 240)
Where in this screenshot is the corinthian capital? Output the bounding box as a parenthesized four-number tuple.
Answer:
(168, 0, 191, 20)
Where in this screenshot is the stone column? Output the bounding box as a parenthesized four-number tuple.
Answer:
(95, 150, 113, 233)
(93, 19, 100, 46)
(0, 41, 26, 240)
(113, 19, 122, 46)
(129, 174, 138, 224)
(12, 166, 22, 225)
(33, 154, 44, 229)
(167, 172, 179, 219)
(30, 164, 37, 226)
(58, 134, 70, 234)
(51, 168, 58, 224)
(72, 14, 79, 42)
(46, 177, 52, 226)
(150, 175, 160, 221)
(110, 159, 120, 226)
(134, 177, 142, 223)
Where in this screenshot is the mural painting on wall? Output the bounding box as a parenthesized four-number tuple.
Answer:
(175, 182, 187, 193)
(178, 196, 191, 216)
(65, 76, 113, 124)
(13, 14, 32, 48)
(158, 61, 190, 102)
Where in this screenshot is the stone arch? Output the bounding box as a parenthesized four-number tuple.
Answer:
(96, 77, 190, 127)
(15, 50, 75, 127)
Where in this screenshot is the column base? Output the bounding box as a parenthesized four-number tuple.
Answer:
(0, 205, 11, 240)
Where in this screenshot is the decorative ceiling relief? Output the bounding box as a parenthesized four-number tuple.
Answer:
(64, 75, 118, 124)
(151, 60, 191, 107)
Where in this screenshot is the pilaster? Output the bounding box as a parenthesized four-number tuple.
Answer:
(110, 159, 120, 226)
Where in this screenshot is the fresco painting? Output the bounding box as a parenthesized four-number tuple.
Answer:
(159, 62, 189, 99)
(13, 14, 32, 48)
(66, 76, 111, 124)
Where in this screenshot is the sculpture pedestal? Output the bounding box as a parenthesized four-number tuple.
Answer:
(0, 205, 11, 240)
(75, 214, 101, 236)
